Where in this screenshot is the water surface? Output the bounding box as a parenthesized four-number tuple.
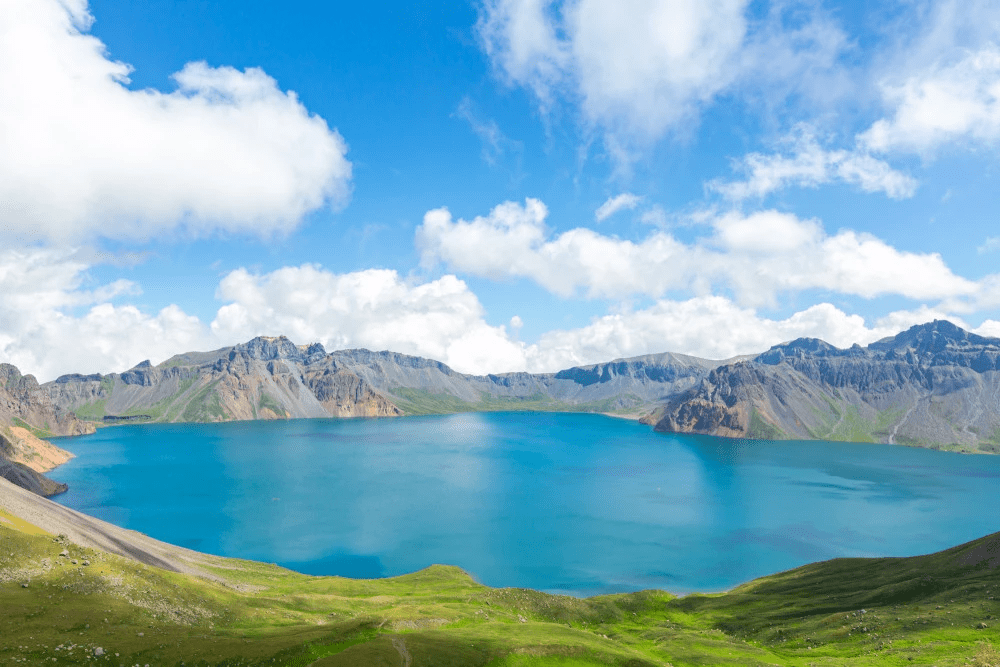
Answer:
(50, 412, 1000, 595)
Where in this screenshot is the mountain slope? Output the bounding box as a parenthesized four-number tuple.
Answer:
(649, 320, 1000, 452)
(42, 337, 729, 424)
(0, 364, 93, 496)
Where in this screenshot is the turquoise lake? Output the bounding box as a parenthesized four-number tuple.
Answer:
(49, 412, 1000, 596)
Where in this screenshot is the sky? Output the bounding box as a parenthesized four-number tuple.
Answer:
(2, 0, 1000, 382)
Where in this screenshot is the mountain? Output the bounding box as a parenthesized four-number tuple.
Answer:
(647, 320, 1000, 452)
(40, 337, 730, 425)
(0, 363, 94, 496)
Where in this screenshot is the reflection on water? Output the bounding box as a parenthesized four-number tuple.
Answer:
(51, 413, 1000, 595)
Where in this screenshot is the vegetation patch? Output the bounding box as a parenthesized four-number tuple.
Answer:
(70, 398, 108, 421)
(10, 417, 54, 439)
(748, 409, 785, 440)
(181, 380, 228, 422)
(257, 392, 286, 417)
(5, 516, 1000, 666)
(390, 388, 648, 417)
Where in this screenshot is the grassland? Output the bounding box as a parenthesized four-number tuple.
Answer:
(4, 509, 1000, 666)
(389, 388, 649, 418)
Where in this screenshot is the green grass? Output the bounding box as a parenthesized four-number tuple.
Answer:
(181, 379, 228, 422)
(70, 398, 108, 421)
(9, 417, 55, 439)
(748, 409, 785, 440)
(7, 507, 1000, 666)
(120, 378, 199, 422)
(807, 398, 904, 444)
(389, 389, 650, 418)
(257, 392, 286, 418)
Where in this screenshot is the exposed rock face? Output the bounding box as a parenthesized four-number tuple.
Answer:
(650, 320, 1000, 452)
(0, 458, 67, 496)
(41, 337, 731, 426)
(0, 363, 90, 496)
(0, 364, 93, 437)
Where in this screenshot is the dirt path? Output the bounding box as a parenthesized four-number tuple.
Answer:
(391, 636, 412, 667)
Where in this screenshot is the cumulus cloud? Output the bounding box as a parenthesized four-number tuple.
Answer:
(478, 0, 747, 147)
(711, 126, 918, 200)
(0, 0, 351, 243)
(0, 249, 986, 380)
(524, 299, 961, 370)
(210, 265, 528, 375)
(0, 249, 213, 381)
(416, 198, 975, 306)
(594, 193, 642, 221)
(861, 47, 1000, 154)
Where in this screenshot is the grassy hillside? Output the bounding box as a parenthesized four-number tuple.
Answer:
(4, 513, 1000, 665)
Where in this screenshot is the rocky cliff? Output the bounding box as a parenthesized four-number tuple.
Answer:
(648, 320, 1000, 453)
(0, 363, 93, 496)
(41, 337, 729, 426)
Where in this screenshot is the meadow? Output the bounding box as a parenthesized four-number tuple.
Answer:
(4, 504, 1000, 666)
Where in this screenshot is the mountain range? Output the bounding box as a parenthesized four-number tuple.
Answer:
(3, 319, 1000, 496)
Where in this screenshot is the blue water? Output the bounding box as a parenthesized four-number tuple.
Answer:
(48, 412, 1000, 595)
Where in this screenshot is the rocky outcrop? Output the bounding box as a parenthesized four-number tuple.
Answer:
(650, 321, 1000, 452)
(0, 364, 94, 437)
(0, 363, 89, 497)
(0, 458, 67, 496)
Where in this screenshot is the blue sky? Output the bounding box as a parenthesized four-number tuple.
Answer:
(2, 0, 1000, 381)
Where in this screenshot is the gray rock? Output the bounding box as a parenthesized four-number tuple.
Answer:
(654, 320, 1000, 450)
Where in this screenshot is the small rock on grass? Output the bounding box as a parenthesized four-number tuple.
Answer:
(93, 647, 105, 657)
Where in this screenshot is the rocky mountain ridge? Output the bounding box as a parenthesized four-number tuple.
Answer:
(0, 363, 93, 496)
(647, 320, 1000, 453)
(39, 338, 730, 428)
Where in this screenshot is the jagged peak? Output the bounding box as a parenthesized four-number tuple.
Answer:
(756, 337, 839, 364)
(232, 335, 327, 362)
(869, 320, 1000, 353)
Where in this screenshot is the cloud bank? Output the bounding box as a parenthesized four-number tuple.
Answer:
(5, 249, 987, 383)
(0, 0, 351, 243)
(417, 199, 975, 306)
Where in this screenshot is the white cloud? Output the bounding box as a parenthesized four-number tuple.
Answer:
(0, 249, 987, 381)
(477, 0, 571, 112)
(478, 0, 748, 146)
(979, 237, 1000, 254)
(712, 126, 918, 200)
(417, 198, 976, 306)
(523, 299, 939, 370)
(861, 46, 1000, 154)
(594, 193, 642, 221)
(477, 0, 850, 159)
(0, 0, 351, 244)
(0, 249, 212, 382)
(210, 265, 528, 376)
(455, 97, 522, 166)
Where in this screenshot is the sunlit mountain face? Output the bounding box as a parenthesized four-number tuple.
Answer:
(2, 0, 1000, 394)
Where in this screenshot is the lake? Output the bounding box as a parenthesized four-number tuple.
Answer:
(49, 412, 1000, 596)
